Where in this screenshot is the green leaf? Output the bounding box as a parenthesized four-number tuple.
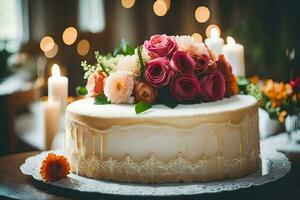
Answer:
(124, 45, 134, 55)
(135, 102, 152, 114)
(137, 46, 145, 80)
(76, 86, 88, 96)
(94, 93, 111, 105)
(113, 39, 134, 56)
(238, 77, 250, 93)
(95, 51, 110, 76)
(99, 63, 110, 76)
(158, 86, 178, 108)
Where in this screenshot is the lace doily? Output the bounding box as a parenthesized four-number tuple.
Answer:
(20, 143, 290, 196)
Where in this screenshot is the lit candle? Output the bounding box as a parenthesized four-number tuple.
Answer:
(43, 98, 60, 150)
(222, 36, 245, 77)
(48, 64, 68, 113)
(204, 27, 224, 55)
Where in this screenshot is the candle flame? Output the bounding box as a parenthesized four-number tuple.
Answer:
(52, 64, 60, 77)
(227, 36, 236, 47)
(211, 27, 219, 39)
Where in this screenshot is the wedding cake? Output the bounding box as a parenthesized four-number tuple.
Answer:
(64, 34, 260, 183)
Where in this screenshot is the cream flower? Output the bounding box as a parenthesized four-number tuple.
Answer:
(104, 71, 134, 104)
(116, 55, 140, 77)
(141, 47, 151, 62)
(175, 35, 209, 57)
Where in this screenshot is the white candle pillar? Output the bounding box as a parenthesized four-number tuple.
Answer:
(222, 36, 245, 77)
(48, 64, 68, 113)
(43, 98, 60, 150)
(204, 27, 224, 55)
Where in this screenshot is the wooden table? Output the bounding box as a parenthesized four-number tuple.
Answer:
(1, 151, 300, 200)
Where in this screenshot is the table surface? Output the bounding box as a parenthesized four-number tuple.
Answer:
(1, 151, 300, 200)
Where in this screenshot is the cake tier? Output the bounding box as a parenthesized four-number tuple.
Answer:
(65, 95, 260, 183)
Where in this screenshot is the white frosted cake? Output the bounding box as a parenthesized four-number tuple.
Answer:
(64, 95, 260, 183)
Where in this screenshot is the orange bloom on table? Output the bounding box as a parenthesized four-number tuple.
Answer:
(40, 153, 71, 182)
(263, 79, 292, 108)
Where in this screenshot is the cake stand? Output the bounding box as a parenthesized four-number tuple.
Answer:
(20, 143, 290, 196)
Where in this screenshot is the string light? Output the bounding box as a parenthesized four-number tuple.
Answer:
(77, 39, 90, 56)
(121, 0, 135, 8)
(153, 0, 168, 16)
(195, 6, 210, 23)
(62, 27, 78, 45)
(44, 43, 58, 58)
(40, 36, 54, 52)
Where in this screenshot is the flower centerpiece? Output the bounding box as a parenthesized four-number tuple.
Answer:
(238, 76, 300, 123)
(78, 34, 238, 114)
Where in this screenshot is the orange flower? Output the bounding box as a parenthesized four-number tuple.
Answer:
(231, 75, 239, 95)
(263, 79, 292, 108)
(86, 71, 106, 97)
(249, 75, 259, 85)
(278, 110, 287, 123)
(134, 81, 157, 103)
(216, 55, 237, 97)
(40, 153, 71, 182)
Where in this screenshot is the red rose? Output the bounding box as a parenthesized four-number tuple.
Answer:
(193, 53, 211, 73)
(290, 78, 300, 93)
(143, 34, 178, 58)
(170, 74, 200, 101)
(145, 57, 174, 88)
(198, 70, 226, 102)
(170, 51, 196, 74)
(216, 55, 236, 97)
(86, 71, 105, 97)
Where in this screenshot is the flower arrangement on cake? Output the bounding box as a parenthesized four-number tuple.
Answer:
(78, 34, 238, 113)
(238, 76, 300, 122)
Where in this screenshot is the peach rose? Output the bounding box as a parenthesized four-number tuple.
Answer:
(86, 71, 105, 97)
(134, 81, 157, 103)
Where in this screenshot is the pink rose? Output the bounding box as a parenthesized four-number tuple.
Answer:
(170, 74, 200, 102)
(143, 34, 178, 58)
(198, 70, 226, 102)
(193, 53, 211, 73)
(86, 71, 105, 97)
(170, 51, 196, 74)
(145, 57, 174, 88)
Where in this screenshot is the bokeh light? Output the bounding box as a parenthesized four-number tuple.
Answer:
(121, 0, 135, 8)
(192, 33, 203, 42)
(62, 27, 78, 45)
(44, 43, 58, 58)
(77, 39, 90, 56)
(205, 24, 221, 38)
(153, 0, 168, 17)
(40, 36, 54, 52)
(164, 0, 171, 10)
(195, 6, 210, 23)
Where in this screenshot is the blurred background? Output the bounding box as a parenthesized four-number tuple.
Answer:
(1, 0, 300, 155)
